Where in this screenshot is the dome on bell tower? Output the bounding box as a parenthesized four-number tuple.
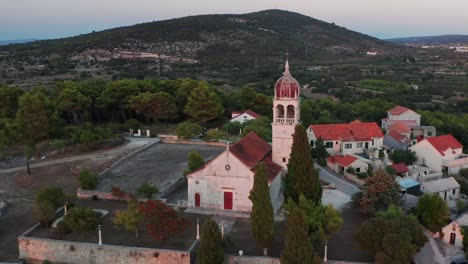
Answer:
(274, 61, 300, 99)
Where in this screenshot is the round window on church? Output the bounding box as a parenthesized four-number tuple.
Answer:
(195, 180, 199, 185)
(225, 165, 231, 170)
(283, 93, 289, 98)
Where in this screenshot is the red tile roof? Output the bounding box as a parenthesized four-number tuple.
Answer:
(230, 132, 271, 168)
(230, 132, 282, 181)
(258, 153, 283, 182)
(244, 109, 261, 119)
(188, 132, 282, 181)
(349, 119, 363, 124)
(426, 134, 463, 156)
(389, 121, 411, 135)
(327, 155, 358, 167)
(388, 130, 409, 143)
(231, 109, 261, 119)
(310, 122, 383, 141)
(388, 105, 413, 116)
(391, 163, 409, 173)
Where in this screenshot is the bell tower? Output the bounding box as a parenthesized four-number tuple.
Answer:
(272, 60, 300, 169)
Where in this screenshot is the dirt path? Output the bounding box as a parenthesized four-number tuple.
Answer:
(0, 139, 153, 174)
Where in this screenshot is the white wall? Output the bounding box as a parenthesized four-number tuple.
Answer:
(231, 113, 257, 124)
(410, 140, 443, 172)
(188, 151, 254, 212)
(389, 111, 421, 125)
(440, 222, 464, 248)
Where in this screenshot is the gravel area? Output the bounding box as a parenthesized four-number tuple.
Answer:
(97, 143, 224, 197)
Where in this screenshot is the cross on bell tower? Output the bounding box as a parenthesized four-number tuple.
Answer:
(272, 59, 300, 169)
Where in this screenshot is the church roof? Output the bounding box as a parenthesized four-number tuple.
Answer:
(230, 132, 271, 167)
(230, 132, 282, 181)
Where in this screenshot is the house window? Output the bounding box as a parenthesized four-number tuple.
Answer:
(357, 143, 363, 148)
(325, 142, 333, 148)
(356, 167, 361, 173)
(310, 141, 314, 147)
(427, 131, 433, 136)
(282, 157, 286, 163)
(453, 189, 456, 195)
(345, 143, 352, 149)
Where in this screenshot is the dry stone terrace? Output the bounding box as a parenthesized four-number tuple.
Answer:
(96, 143, 224, 198)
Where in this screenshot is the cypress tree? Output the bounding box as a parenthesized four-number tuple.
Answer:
(197, 219, 224, 264)
(249, 162, 275, 256)
(285, 125, 322, 204)
(281, 208, 314, 264)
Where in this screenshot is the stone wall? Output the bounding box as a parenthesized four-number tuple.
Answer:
(227, 255, 280, 264)
(18, 236, 193, 264)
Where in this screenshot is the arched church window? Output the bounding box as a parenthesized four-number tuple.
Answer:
(287, 105, 295, 119)
(277, 105, 285, 118)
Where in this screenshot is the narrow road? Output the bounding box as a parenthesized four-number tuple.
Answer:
(317, 164, 361, 196)
(0, 139, 156, 174)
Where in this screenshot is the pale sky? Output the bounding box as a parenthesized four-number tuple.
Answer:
(1, 0, 468, 41)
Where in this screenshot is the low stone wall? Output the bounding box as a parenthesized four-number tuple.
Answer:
(18, 236, 193, 264)
(227, 255, 280, 264)
(161, 138, 226, 147)
(344, 173, 365, 186)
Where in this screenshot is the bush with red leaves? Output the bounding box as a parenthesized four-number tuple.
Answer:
(139, 200, 191, 240)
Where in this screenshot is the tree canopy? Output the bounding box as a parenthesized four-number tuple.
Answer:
(352, 170, 401, 215)
(415, 194, 450, 232)
(197, 219, 224, 264)
(389, 149, 417, 165)
(249, 162, 275, 256)
(285, 125, 322, 204)
(184, 85, 224, 124)
(357, 205, 427, 264)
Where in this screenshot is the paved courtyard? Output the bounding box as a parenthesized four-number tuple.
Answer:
(97, 143, 224, 197)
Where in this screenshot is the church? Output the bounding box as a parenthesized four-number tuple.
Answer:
(187, 60, 301, 212)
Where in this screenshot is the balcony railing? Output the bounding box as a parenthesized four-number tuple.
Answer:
(275, 118, 296, 125)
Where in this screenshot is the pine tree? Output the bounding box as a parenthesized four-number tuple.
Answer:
(184, 85, 224, 124)
(249, 162, 275, 256)
(197, 219, 224, 264)
(16, 92, 50, 175)
(285, 125, 322, 204)
(281, 208, 314, 264)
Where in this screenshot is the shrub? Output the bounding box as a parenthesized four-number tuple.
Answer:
(139, 200, 191, 240)
(125, 119, 142, 131)
(78, 170, 98, 190)
(223, 121, 243, 135)
(346, 167, 355, 174)
(385, 165, 397, 175)
(34, 187, 67, 225)
(63, 207, 102, 233)
(137, 182, 159, 199)
(55, 221, 71, 235)
(176, 122, 203, 140)
(111, 186, 127, 197)
(186, 151, 205, 173)
(204, 128, 226, 141)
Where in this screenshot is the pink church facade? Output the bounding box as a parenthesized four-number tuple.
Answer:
(187, 61, 300, 213)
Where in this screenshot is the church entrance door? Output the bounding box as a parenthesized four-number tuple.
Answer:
(195, 193, 200, 207)
(224, 192, 233, 210)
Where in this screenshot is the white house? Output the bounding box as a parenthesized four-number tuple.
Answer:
(308, 120, 384, 156)
(420, 177, 460, 201)
(187, 60, 301, 213)
(326, 155, 368, 175)
(382, 105, 421, 130)
(410, 134, 468, 174)
(382, 106, 436, 150)
(436, 213, 468, 248)
(230, 109, 261, 124)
